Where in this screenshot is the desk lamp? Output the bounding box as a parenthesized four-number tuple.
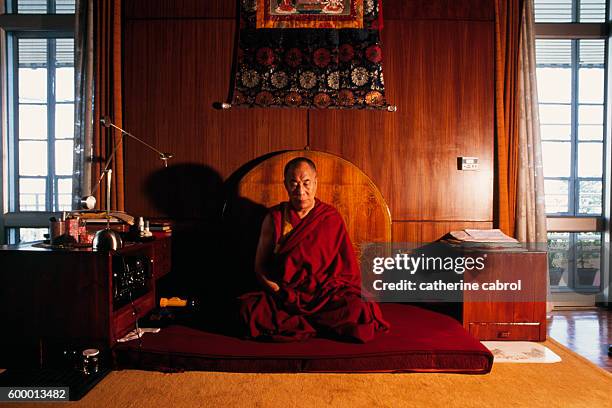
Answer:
(85, 117, 174, 250)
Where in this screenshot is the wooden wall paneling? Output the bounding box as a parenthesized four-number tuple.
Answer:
(391, 222, 422, 243)
(124, 0, 234, 20)
(380, 20, 493, 221)
(123, 20, 307, 216)
(308, 109, 394, 213)
(383, 0, 494, 21)
(392, 221, 494, 243)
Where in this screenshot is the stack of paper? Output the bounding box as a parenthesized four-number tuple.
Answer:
(440, 229, 525, 251)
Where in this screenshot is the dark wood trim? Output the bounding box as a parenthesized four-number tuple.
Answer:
(0, 14, 74, 32)
(535, 23, 608, 39)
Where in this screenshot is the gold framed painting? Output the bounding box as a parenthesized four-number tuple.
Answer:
(256, 0, 364, 29)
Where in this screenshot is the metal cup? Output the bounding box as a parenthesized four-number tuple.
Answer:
(82, 348, 100, 375)
(49, 221, 66, 245)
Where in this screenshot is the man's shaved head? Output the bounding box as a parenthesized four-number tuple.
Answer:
(283, 157, 318, 213)
(284, 157, 317, 180)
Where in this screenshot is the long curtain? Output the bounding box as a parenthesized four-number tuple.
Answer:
(92, 0, 124, 211)
(516, 0, 547, 243)
(496, 0, 550, 307)
(494, 0, 523, 238)
(73, 0, 94, 209)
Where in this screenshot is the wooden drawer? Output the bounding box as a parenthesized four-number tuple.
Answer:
(468, 322, 542, 341)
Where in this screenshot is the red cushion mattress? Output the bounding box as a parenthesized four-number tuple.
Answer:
(113, 303, 493, 374)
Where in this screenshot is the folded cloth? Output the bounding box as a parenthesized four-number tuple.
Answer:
(117, 327, 161, 343)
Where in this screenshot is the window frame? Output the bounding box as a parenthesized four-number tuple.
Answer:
(0, 6, 74, 244)
(538, 38, 608, 217)
(8, 31, 74, 214)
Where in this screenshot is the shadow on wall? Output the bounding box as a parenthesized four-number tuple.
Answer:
(145, 163, 225, 308)
(143, 156, 284, 331)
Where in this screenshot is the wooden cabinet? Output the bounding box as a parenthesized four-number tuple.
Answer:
(0, 235, 171, 368)
(462, 250, 547, 341)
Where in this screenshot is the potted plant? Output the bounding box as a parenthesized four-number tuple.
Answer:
(576, 238, 599, 287)
(548, 252, 565, 287)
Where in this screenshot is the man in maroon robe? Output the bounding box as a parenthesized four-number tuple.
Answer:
(238, 157, 389, 342)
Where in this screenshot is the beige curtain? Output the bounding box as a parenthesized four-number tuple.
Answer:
(73, 0, 94, 208)
(515, 0, 547, 243)
(516, 0, 551, 311)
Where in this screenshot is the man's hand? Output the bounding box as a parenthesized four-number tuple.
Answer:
(256, 272, 280, 293)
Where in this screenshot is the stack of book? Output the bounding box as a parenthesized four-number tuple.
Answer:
(149, 220, 173, 233)
(440, 229, 526, 252)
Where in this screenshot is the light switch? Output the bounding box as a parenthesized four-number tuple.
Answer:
(458, 157, 479, 171)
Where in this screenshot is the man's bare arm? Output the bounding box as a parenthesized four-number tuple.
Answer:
(255, 213, 280, 292)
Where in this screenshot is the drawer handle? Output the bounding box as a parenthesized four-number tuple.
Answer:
(498, 331, 511, 338)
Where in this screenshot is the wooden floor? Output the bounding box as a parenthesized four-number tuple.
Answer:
(547, 307, 611, 372)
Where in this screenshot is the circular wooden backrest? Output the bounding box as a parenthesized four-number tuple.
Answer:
(237, 150, 391, 250)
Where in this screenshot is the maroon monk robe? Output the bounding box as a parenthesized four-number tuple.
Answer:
(238, 199, 390, 342)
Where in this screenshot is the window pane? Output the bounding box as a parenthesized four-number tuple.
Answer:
(56, 68, 74, 102)
(578, 124, 603, 141)
(19, 105, 47, 140)
(575, 233, 601, 288)
(19, 141, 47, 176)
(579, 39, 605, 66)
(579, 0, 606, 22)
(16, 0, 76, 14)
(56, 0, 76, 14)
(547, 232, 570, 288)
(19, 68, 47, 103)
(544, 179, 569, 213)
(55, 140, 74, 175)
(19, 178, 46, 211)
(541, 124, 571, 141)
(18, 38, 47, 66)
(578, 68, 604, 103)
(536, 39, 572, 65)
(17, 0, 47, 13)
(577, 142, 602, 177)
(539, 104, 571, 124)
(55, 104, 74, 139)
(537, 68, 571, 103)
(578, 180, 602, 215)
(56, 39, 74, 66)
(542, 141, 571, 177)
(19, 228, 48, 243)
(57, 178, 72, 211)
(534, 0, 573, 22)
(578, 105, 603, 125)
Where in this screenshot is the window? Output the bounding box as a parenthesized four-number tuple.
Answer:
(11, 36, 75, 213)
(537, 39, 605, 216)
(534, 0, 608, 298)
(0, 0, 76, 244)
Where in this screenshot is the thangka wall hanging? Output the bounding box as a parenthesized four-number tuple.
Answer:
(226, 0, 394, 110)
